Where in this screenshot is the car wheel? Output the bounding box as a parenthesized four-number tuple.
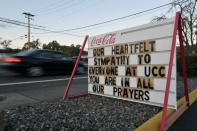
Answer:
(27, 67, 44, 77)
(76, 66, 86, 74)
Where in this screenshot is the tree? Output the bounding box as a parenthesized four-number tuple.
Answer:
(42, 40, 61, 51)
(22, 39, 41, 50)
(42, 41, 81, 56)
(152, 0, 197, 47)
(172, 0, 197, 47)
(0, 40, 12, 49)
(69, 44, 80, 56)
(75, 44, 81, 49)
(42, 43, 48, 49)
(60, 45, 70, 56)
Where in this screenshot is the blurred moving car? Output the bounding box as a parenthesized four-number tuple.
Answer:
(72, 56, 88, 68)
(1, 49, 87, 76)
(0, 54, 9, 62)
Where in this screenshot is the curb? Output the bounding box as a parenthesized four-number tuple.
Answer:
(135, 88, 197, 131)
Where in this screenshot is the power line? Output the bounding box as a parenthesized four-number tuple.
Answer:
(0, 17, 44, 28)
(55, 2, 175, 32)
(0, 19, 36, 28)
(29, 1, 175, 35)
(32, 29, 84, 37)
(45, 0, 102, 24)
(66, 4, 171, 34)
(32, 0, 67, 13)
(35, 0, 79, 16)
(32, 2, 177, 35)
(0, 18, 83, 37)
(0, 1, 181, 38)
(11, 35, 26, 41)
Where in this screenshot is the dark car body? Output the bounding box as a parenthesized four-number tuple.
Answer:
(72, 56, 88, 68)
(1, 49, 87, 76)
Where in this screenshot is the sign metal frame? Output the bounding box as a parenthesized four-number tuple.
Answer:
(160, 12, 190, 131)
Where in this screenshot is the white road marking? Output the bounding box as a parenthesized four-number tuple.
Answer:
(0, 76, 88, 86)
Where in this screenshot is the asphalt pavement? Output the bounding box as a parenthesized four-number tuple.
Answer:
(168, 100, 197, 131)
(0, 66, 88, 110)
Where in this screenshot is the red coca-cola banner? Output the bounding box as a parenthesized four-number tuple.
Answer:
(91, 33, 116, 46)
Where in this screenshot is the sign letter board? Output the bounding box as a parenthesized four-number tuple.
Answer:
(88, 18, 177, 109)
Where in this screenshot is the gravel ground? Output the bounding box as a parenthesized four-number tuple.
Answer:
(0, 95, 161, 131)
(177, 77, 197, 99)
(0, 78, 196, 131)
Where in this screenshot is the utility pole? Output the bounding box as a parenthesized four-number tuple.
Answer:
(23, 12, 34, 43)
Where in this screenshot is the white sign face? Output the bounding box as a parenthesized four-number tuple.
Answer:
(88, 18, 177, 109)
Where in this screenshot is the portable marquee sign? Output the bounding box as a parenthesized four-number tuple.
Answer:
(63, 12, 189, 131)
(88, 17, 177, 109)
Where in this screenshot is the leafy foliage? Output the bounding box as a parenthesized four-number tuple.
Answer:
(20, 39, 82, 57)
(22, 39, 41, 50)
(42, 41, 81, 56)
(42, 40, 61, 51)
(172, 0, 197, 47)
(0, 40, 12, 49)
(152, 0, 197, 47)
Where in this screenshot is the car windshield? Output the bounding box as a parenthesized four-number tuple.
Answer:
(14, 50, 36, 56)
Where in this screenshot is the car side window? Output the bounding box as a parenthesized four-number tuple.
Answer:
(48, 52, 72, 61)
(33, 50, 72, 60)
(52, 52, 64, 59)
(33, 51, 54, 59)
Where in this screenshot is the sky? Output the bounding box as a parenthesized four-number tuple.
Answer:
(0, 0, 177, 49)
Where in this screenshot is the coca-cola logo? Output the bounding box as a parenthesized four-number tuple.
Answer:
(91, 33, 116, 46)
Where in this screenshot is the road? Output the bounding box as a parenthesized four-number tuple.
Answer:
(0, 66, 88, 109)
